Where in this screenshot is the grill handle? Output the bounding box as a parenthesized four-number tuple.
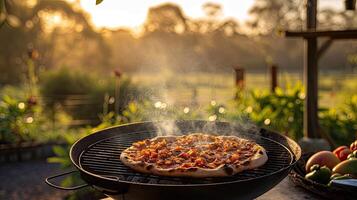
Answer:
(45, 170, 89, 190)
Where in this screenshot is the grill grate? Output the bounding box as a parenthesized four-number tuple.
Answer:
(79, 130, 293, 185)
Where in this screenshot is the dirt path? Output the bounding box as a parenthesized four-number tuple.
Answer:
(0, 160, 71, 200)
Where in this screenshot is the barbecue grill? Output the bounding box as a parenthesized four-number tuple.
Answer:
(46, 120, 301, 200)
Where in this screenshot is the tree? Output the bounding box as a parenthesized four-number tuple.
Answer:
(319, 8, 357, 29)
(143, 3, 187, 33)
(202, 2, 222, 18)
(247, 0, 303, 35)
(0, 0, 110, 85)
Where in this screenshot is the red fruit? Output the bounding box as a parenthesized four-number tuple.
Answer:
(333, 146, 352, 161)
(351, 140, 357, 151)
(339, 149, 352, 161)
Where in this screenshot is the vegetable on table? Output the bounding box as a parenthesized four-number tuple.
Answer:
(332, 159, 357, 178)
(305, 151, 340, 172)
(305, 164, 332, 184)
(347, 150, 357, 160)
(350, 140, 357, 151)
(327, 174, 353, 186)
(333, 146, 351, 161)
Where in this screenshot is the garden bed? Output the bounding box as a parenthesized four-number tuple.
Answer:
(0, 142, 65, 163)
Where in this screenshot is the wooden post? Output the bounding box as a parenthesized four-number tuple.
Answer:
(304, 0, 319, 138)
(345, 0, 356, 10)
(270, 65, 278, 92)
(114, 69, 122, 114)
(234, 67, 245, 90)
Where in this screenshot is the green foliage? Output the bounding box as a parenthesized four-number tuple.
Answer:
(121, 101, 202, 122)
(319, 95, 357, 146)
(0, 95, 31, 143)
(0, 91, 70, 144)
(206, 100, 226, 121)
(208, 83, 306, 140)
(243, 83, 305, 140)
(47, 112, 123, 189)
(40, 68, 147, 124)
(205, 83, 357, 145)
(96, 0, 104, 5)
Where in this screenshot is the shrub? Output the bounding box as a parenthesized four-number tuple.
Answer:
(319, 95, 357, 146)
(218, 83, 357, 145)
(226, 83, 305, 141)
(40, 68, 148, 125)
(0, 92, 70, 144)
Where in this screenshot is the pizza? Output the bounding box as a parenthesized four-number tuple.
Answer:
(120, 133, 268, 177)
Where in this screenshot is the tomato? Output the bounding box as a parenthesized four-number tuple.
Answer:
(350, 140, 357, 151)
(333, 146, 351, 161)
(150, 152, 158, 159)
(179, 152, 189, 159)
(195, 158, 206, 167)
(230, 154, 239, 162)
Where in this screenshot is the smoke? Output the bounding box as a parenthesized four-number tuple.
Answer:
(152, 118, 260, 137)
(155, 121, 181, 136)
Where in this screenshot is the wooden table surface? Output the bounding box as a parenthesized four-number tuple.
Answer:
(257, 177, 324, 200)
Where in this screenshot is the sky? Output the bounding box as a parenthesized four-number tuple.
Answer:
(78, 0, 344, 29)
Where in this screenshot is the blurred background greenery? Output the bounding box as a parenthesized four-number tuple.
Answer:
(0, 1, 356, 198)
(0, 0, 356, 149)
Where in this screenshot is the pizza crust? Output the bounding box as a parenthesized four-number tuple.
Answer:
(120, 134, 268, 178)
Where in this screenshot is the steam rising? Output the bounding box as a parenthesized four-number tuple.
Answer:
(155, 121, 181, 136)
(153, 119, 260, 137)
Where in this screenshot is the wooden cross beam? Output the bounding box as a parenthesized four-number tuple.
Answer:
(285, 29, 357, 39)
(285, 0, 357, 139)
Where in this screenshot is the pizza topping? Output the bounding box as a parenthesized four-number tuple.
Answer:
(164, 160, 173, 165)
(230, 154, 240, 163)
(195, 157, 206, 167)
(181, 163, 194, 168)
(133, 141, 146, 148)
(179, 152, 190, 159)
(122, 134, 265, 171)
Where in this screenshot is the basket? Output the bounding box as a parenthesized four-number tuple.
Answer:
(289, 153, 355, 200)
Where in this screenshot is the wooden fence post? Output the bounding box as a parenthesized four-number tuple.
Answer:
(234, 67, 245, 90)
(270, 64, 278, 92)
(114, 69, 122, 114)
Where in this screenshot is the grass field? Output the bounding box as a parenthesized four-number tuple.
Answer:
(129, 70, 357, 108)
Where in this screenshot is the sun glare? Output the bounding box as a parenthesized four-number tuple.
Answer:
(78, 0, 256, 30)
(38, 10, 84, 33)
(37, 11, 64, 32)
(75, 0, 343, 30)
